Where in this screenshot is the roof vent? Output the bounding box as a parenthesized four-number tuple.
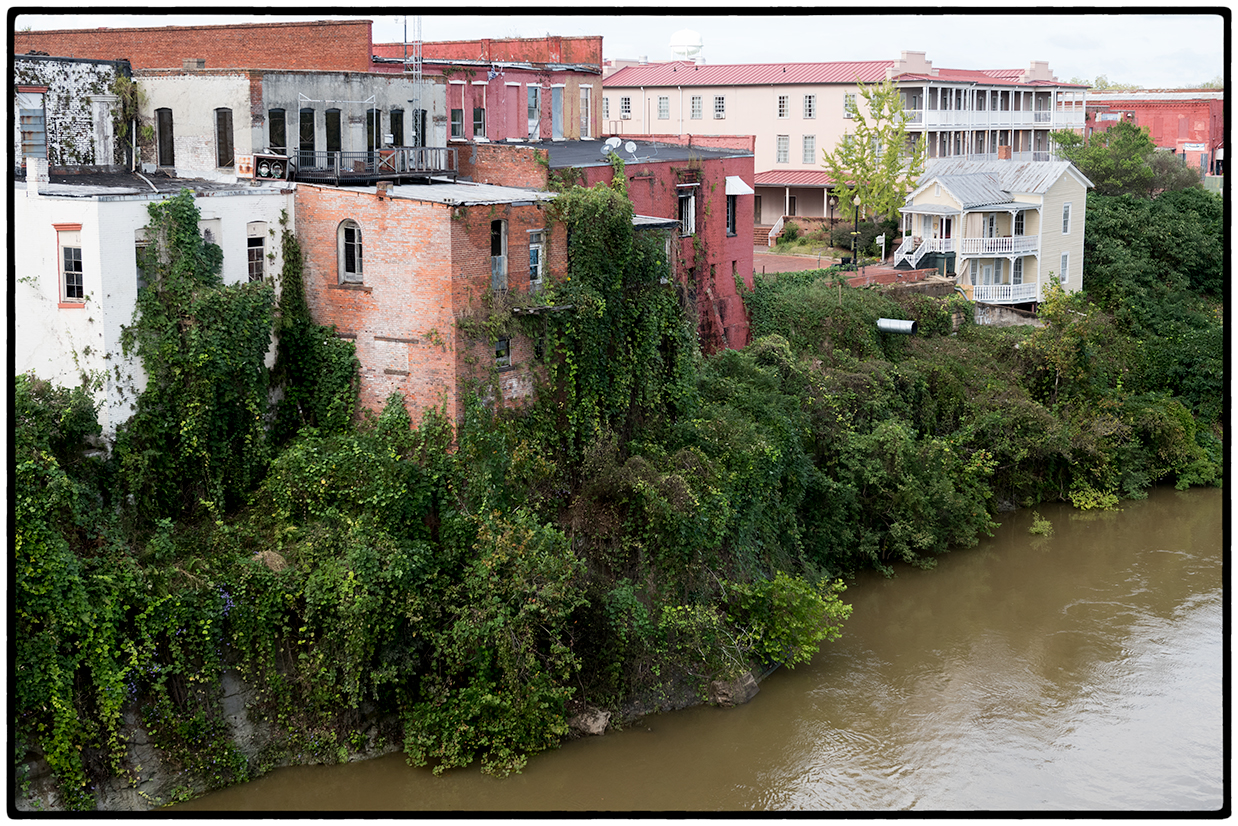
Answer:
(183, 58, 205, 70)
(638, 55, 648, 64)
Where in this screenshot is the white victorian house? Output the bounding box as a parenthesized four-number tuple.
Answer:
(894, 153, 1092, 304)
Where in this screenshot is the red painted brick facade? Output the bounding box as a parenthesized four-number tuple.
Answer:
(456, 143, 551, 189)
(375, 36, 602, 67)
(1086, 92, 1224, 174)
(294, 182, 564, 423)
(14, 20, 373, 72)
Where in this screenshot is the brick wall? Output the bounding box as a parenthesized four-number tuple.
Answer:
(457, 142, 550, 188)
(294, 182, 565, 423)
(15, 20, 373, 72)
(392, 36, 602, 68)
(14, 56, 127, 167)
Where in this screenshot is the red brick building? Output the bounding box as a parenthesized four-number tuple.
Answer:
(372, 36, 604, 143)
(1086, 90, 1224, 175)
(295, 179, 562, 423)
(13, 19, 375, 72)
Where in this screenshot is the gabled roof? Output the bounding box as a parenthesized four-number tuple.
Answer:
(911, 159, 1093, 205)
(604, 60, 893, 88)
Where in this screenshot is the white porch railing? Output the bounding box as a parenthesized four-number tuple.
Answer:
(892, 235, 916, 267)
(959, 235, 1040, 256)
(915, 110, 1085, 131)
(972, 281, 1039, 303)
(767, 215, 785, 247)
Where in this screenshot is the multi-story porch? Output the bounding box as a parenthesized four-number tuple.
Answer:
(894, 201, 1044, 304)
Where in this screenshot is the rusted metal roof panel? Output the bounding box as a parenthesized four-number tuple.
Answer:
(605, 60, 894, 88)
(920, 159, 1079, 196)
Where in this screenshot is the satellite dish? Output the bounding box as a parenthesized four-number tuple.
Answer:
(669, 28, 703, 60)
(604, 137, 622, 150)
(624, 141, 637, 155)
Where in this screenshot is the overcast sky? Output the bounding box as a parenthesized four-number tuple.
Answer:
(13, 9, 1226, 90)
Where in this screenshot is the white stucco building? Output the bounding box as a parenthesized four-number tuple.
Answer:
(14, 162, 296, 436)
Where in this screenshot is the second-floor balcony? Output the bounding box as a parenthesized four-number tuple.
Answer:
(903, 108, 1085, 132)
(971, 281, 1040, 303)
(292, 147, 457, 185)
(959, 234, 1040, 256)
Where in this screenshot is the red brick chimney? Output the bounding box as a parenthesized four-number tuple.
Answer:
(997, 145, 1012, 160)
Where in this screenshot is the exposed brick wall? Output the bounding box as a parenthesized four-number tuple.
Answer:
(457, 142, 550, 188)
(14, 20, 373, 72)
(294, 182, 564, 423)
(612, 133, 756, 153)
(381, 36, 602, 68)
(13, 56, 128, 167)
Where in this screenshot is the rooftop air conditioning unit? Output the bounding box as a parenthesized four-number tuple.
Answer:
(253, 154, 290, 181)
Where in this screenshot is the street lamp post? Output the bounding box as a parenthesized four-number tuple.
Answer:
(851, 194, 862, 272)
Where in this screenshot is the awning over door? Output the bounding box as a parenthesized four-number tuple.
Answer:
(725, 175, 754, 195)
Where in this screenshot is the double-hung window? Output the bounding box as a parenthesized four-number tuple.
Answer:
(777, 95, 789, 118)
(776, 135, 790, 163)
(1061, 202, 1071, 234)
(726, 195, 737, 236)
(803, 94, 816, 119)
(802, 134, 816, 165)
(450, 108, 464, 139)
(602, 96, 610, 120)
(247, 222, 267, 283)
(1014, 210, 1025, 236)
(268, 108, 286, 154)
(215, 108, 234, 168)
(57, 224, 84, 303)
(657, 95, 670, 119)
(1060, 252, 1069, 284)
(620, 96, 631, 119)
(690, 95, 703, 119)
(713, 95, 726, 119)
(1012, 256, 1023, 284)
(844, 92, 857, 118)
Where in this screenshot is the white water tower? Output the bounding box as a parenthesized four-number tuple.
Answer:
(668, 29, 703, 61)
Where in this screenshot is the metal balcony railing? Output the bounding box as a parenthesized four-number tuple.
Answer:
(292, 147, 457, 184)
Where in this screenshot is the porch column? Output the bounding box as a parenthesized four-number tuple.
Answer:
(784, 186, 790, 216)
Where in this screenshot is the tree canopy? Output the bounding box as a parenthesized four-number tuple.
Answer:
(1053, 121, 1202, 198)
(819, 78, 926, 223)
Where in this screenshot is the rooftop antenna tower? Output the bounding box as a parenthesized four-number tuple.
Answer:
(405, 15, 424, 146)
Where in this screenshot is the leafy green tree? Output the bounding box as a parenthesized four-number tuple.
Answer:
(1146, 149, 1203, 196)
(1053, 121, 1155, 196)
(819, 77, 926, 223)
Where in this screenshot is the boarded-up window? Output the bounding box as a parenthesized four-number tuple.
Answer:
(215, 108, 234, 168)
(156, 108, 175, 167)
(268, 108, 286, 154)
(18, 91, 46, 160)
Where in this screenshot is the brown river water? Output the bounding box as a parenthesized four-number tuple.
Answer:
(176, 485, 1224, 813)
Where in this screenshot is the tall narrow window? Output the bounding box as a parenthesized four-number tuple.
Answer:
(134, 229, 149, 292)
(777, 95, 789, 118)
(215, 108, 234, 168)
(1061, 202, 1071, 234)
(58, 226, 83, 302)
(726, 195, 737, 236)
(491, 220, 508, 291)
(1060, 252, 1069, 284)
(390, 109, 404, 146)
(450, 109, 464, 139)
(678, 188, 696, 235)
(603, 96, 610, 120)
(691, 95, 703, 120)
(268, 108, 286, 154)
(713, 95, 726, 119)
(366, 108, 381, 152)
(528, 229, 544, 290)
(620, 95, 631, 119)
(579, 86, 591, 138)
(338, 220, 362, 283)
(1012, 256, 1023, 284)
(299, 108, 315, 166)
(495, 338, 511, 369)
(247, 222, 266, 283)
(412, 109, 426, 147)
(802, 134, 816, 164)
(803, 94, 816, 119)
(156, 108, 175, 166)
(1014, 210, 1025, 235)
(473, 105, 486, 138)
(844, 93, 857, 118)
(325, 109, 341, 153)
(776, 135, 790, 163)
(18, 90, 47, 159)
(527, 86, 542, 138)
(658, 95, 670, 119)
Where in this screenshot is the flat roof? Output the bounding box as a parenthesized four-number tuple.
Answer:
(15, 171, 289, 200)
(525, 138, 753, 170)
(382, 180, 558, 206)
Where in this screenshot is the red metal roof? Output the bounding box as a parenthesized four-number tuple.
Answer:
(605, 60, 894, 88)
(894, 68, 1085, 88)
(754, 170, 835, 187)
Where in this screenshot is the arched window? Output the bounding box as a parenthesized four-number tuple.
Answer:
(338, 220, 363, 283)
